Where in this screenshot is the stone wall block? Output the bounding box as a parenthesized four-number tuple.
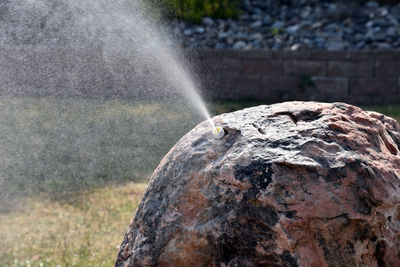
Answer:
(328, 61, 373, 77)
(375, 61, 400, 77)
(284, 60, 326, 76)
(242, 59, 283, 75)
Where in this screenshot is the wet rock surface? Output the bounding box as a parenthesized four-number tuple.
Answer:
(116, 102, 400, 267)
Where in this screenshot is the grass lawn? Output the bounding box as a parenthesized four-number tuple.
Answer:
(0, 98, 399, 266)
(0, 183, 147, 267)
(363, 105, 400, 122)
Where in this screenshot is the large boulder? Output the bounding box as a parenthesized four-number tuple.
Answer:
(116, 102, 400, 267)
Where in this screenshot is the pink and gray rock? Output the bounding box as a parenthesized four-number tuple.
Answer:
(116, 102, 400, 267)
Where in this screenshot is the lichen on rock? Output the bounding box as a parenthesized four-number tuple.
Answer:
(116, 101, 400, 267)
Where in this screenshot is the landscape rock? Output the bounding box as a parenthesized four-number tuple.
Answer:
(233, 40, 246, 49)
(271, 21, 286, 29)
(2, 0, 400, 50)
(386, 27, 398, 38)
(116, 102, 400, 267)
(250, 20, 262, 29)
(286, 24, 301, 35)
(171, 0, 400, 50)
(202, 17, 214, 27)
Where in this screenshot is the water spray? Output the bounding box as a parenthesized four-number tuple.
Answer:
(207, 119, 225, 139)
(212, 126, 225, 139)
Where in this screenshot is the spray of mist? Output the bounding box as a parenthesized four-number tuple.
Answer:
(0, 0, 216, 208)
(2, 0, 214, 124)
(69, 0, 215, 128)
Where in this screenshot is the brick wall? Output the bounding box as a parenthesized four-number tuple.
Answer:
(0, 47, 399, 105)
(197, 50, 400, 105)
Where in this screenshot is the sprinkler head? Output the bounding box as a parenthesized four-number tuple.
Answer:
(213, 126, 225, 139)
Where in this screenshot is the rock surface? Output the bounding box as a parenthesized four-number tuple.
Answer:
(116, 102, 400, 267)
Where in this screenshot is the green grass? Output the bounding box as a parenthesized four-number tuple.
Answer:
(208, 100, 265, 115)
(151, 0, 241, 23)
(0, 183, 147, 267)
(363, 105, 400, 122)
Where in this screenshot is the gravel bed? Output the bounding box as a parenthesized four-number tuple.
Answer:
(171, 0, 400, 50)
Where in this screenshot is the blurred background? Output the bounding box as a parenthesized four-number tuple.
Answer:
(1, 0, 400, 266)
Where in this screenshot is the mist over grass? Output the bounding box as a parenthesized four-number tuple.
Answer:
(0, 0, 212, 211)
(0, 97, 201, 209)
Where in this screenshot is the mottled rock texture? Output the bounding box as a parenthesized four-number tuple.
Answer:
(116, 102, 400, 267)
